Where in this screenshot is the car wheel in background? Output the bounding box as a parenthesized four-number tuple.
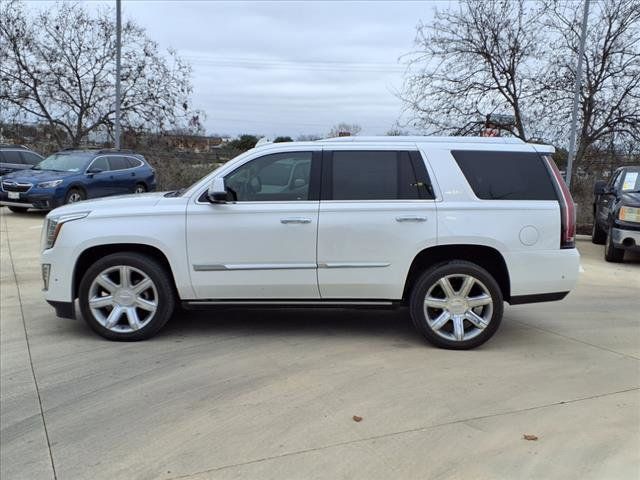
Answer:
(591, 220, 606, 244)
(134, 183, 147, 194)
(78, 252, 175, 341)
(8, 206, 29, 213)
(604, 228, 625, 262)
(409, 260, 503, 350)
(65, 188, 85, 204)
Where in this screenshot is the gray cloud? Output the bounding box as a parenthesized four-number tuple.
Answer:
(28, 1, 446, 137)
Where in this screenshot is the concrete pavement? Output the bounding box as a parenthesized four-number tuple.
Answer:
(1, 209, 639, 479)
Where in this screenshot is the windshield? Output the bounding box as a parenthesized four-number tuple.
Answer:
(34, 153, 92, 172)
(621, 168, 640, 192)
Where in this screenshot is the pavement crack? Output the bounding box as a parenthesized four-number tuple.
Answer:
(3, 214, 58, 480)
(167, 386, 639, 479)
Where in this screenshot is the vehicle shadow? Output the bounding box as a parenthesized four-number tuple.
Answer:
(159, 307, 425, 345)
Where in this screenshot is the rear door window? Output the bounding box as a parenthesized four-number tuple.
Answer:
(326, 150, 433, 200)
(108, 156, 129, 171)
(452, 150, 557, 200)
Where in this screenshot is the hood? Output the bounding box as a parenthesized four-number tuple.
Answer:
(48, 191, 168, 217)
(621, 191, 640, 207)
(2, 169, 79, 183)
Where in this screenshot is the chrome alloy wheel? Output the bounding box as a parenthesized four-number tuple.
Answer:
(88, 265, 158, 333)
(423, 274, 493, 342)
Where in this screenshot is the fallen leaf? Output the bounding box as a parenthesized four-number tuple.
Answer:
(352, 415, 363, 422)
(523, 434, 538, 441)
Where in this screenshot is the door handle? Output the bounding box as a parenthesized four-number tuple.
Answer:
(281, 217, 312, 224)
(395, 216, 427, 222)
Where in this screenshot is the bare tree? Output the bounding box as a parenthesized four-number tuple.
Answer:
(0, 0, 200, 147)
(328, 123, 362, 137)
(541, 0, 640, 177)
(296, 133, 322, 141)
(400, 0, 545, 140)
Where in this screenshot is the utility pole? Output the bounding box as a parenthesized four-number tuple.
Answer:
(114, 0, 122, 149)
(565, 0, 590, 189)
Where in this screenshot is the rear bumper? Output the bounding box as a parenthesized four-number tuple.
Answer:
(611, 227, 640, 251)
(504, 248, 580, 298)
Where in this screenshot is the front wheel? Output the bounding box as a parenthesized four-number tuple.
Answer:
(78, 252, 175, 340)
(409, 261, 503, 349)
(604, 228, 625, 263)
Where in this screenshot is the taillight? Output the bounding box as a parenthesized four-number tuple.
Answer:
(544, 156, 576, 249)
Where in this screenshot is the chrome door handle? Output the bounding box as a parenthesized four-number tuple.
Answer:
(281, 217, 312, 224)
(395, 216, 427, 222)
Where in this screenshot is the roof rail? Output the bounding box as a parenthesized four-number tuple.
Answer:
(97, 148, 136, 154)
(319, 136, 526, 144)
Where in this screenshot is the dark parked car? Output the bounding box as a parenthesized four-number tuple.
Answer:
(0, 149, 156, 213)
(592, 165, 640, 262)
(0, 144, 43, 175)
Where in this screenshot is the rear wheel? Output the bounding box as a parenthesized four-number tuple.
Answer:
(8, 206, 28, 213)
(604, 228, 625, 262)
(78, 252, 175, 341)
(409, 261, 503, 349)
(65, 188, 85, 204)
(591, 220, 606, 244)
(134, 183, 147, 194)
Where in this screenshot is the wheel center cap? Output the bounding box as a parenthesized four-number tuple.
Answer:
(114, 289, 135, 306)
(448, 298, 468, 314)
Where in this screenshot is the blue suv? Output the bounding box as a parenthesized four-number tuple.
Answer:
(0, 149, 156, 212)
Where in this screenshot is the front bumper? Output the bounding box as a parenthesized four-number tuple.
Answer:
(611, 227, 640, 251)
(0, 189, 64, 210)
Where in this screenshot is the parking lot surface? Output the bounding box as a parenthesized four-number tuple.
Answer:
(1, 209, 639, 480)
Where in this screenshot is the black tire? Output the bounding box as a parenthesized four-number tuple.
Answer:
(65, 188, 86, 204)
(604, 228, 625, 263)
(409, 260, 503, 350)
(78, 252, 175, 341)
(591, 220, 606, 244)
(134, 183, 147, 194)
(8, 206, 28, 213)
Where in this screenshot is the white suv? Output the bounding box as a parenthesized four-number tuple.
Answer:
(41, 137, 579, 349)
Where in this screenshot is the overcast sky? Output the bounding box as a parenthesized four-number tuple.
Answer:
(29, 1, 447, 138)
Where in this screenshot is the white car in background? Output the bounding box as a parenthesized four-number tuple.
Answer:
(40, 136, 579, 349)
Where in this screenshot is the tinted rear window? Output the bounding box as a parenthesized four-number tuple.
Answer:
(452, 150, 557, 200)
(330, 151, 429, 200)
(108, 156, 129, 170)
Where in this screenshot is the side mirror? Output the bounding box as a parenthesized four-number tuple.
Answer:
(87, 167, 103, 175)
(594, 180, 607, 195)
(207, 177, 228, 203)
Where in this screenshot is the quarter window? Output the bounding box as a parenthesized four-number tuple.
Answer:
(328, 150, 432, 200)
(452, 150, 557, 200)
(225, 152, 315, 201)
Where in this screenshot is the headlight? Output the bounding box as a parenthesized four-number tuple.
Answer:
(42, 211, 90, 250)
(37, 179, 63, 188)
(619, 206, 640, 223)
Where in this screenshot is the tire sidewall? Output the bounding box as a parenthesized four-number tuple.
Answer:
(78, 252, 175, 341)
(410, 261, 504, 350)
(65, 188, 86, 204)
